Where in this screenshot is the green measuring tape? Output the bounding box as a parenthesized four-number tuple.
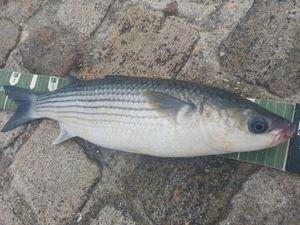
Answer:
(1, 70, 299, 174)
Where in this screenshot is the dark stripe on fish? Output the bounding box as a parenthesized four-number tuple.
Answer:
(35, 105, 154, 111)
(37, 97, 146, 106)
(38, 90, 141, 102)
(55, 116, 166, 126)
(35, 109, 162, 119)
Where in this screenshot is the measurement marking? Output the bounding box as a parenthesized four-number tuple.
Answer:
(9, 71, 21, 86)
(273, 101, 280, 168)
(253, 99, 263, 164)
(30, 75, 38, 89)
(264, 99, 270, 165)
(282, 103, 296, 170)
(48, 77, 59, 92)
(3, 96, 8, 110)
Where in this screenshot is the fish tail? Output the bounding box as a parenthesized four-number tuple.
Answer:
(1, 86, 40, 132)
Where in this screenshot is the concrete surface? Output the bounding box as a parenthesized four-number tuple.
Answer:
(0, 0, 299, 224)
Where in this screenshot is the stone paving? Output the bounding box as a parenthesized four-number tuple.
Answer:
(0, 0, 299, 224)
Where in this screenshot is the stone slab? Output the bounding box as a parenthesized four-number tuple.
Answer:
(19, 26, 78, 76)
(57, 0, 112, 36)
(9, 120, 101, 225)
(80, 5, 199, 79)
(0, 112, 25, 150)
(219, 0, 300, 98)
(219, 168, 300, 225)
(0, 19, 20, 67)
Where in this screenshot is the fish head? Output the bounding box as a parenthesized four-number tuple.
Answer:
(200, 101, 296, 153)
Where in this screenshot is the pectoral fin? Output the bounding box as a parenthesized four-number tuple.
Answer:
(53, 122, 74, 145)
(143, 91, 197, 118)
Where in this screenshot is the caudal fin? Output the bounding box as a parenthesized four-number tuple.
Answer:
(1, 86, 39, 132)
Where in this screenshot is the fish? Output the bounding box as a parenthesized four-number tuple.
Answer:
(1, 75, 296, 157)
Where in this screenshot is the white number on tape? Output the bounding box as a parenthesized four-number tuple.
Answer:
(9, 72, 21, 86)
(48, 77, 59, 92)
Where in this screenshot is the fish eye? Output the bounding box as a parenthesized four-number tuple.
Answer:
(248, 116, 268, 134)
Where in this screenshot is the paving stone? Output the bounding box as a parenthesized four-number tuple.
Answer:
(69, 150, 153, 224)
(0, 0, 49, 23)
(219, 168, 300, 225)
(80, 5, 199, 79)
(0, 19, 20, 67)
(19, 26, 79, 76)
(0, 195, 23, 225)
(0, 2, 22, 23)
(93, 0, 132, 47)
(287, 92, 300, 103)
(74, 148, 257, 225)
(1, 189, 39, 225)
(0, 0, 8, 8)
(16, 0, 49, 18)
(219, 0, 300, 98)
(9, 120, 101, 225)
(175, 0, 254, 84)
(57, 0, 112, 37)
(3, 48, 27, 73)
(90, 206, 137, 225)
(134, 0, 254, 28)
(0, 112, 25, 150)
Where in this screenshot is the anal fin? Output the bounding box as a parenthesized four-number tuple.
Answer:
(53, 122, 74, 145)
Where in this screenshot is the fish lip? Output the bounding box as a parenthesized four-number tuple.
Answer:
(273, 123, 296, 143)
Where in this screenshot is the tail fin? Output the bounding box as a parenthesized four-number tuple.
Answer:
(1, 86, 39, 132)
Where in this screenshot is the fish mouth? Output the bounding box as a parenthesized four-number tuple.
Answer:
(272, 121, 296, 144)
